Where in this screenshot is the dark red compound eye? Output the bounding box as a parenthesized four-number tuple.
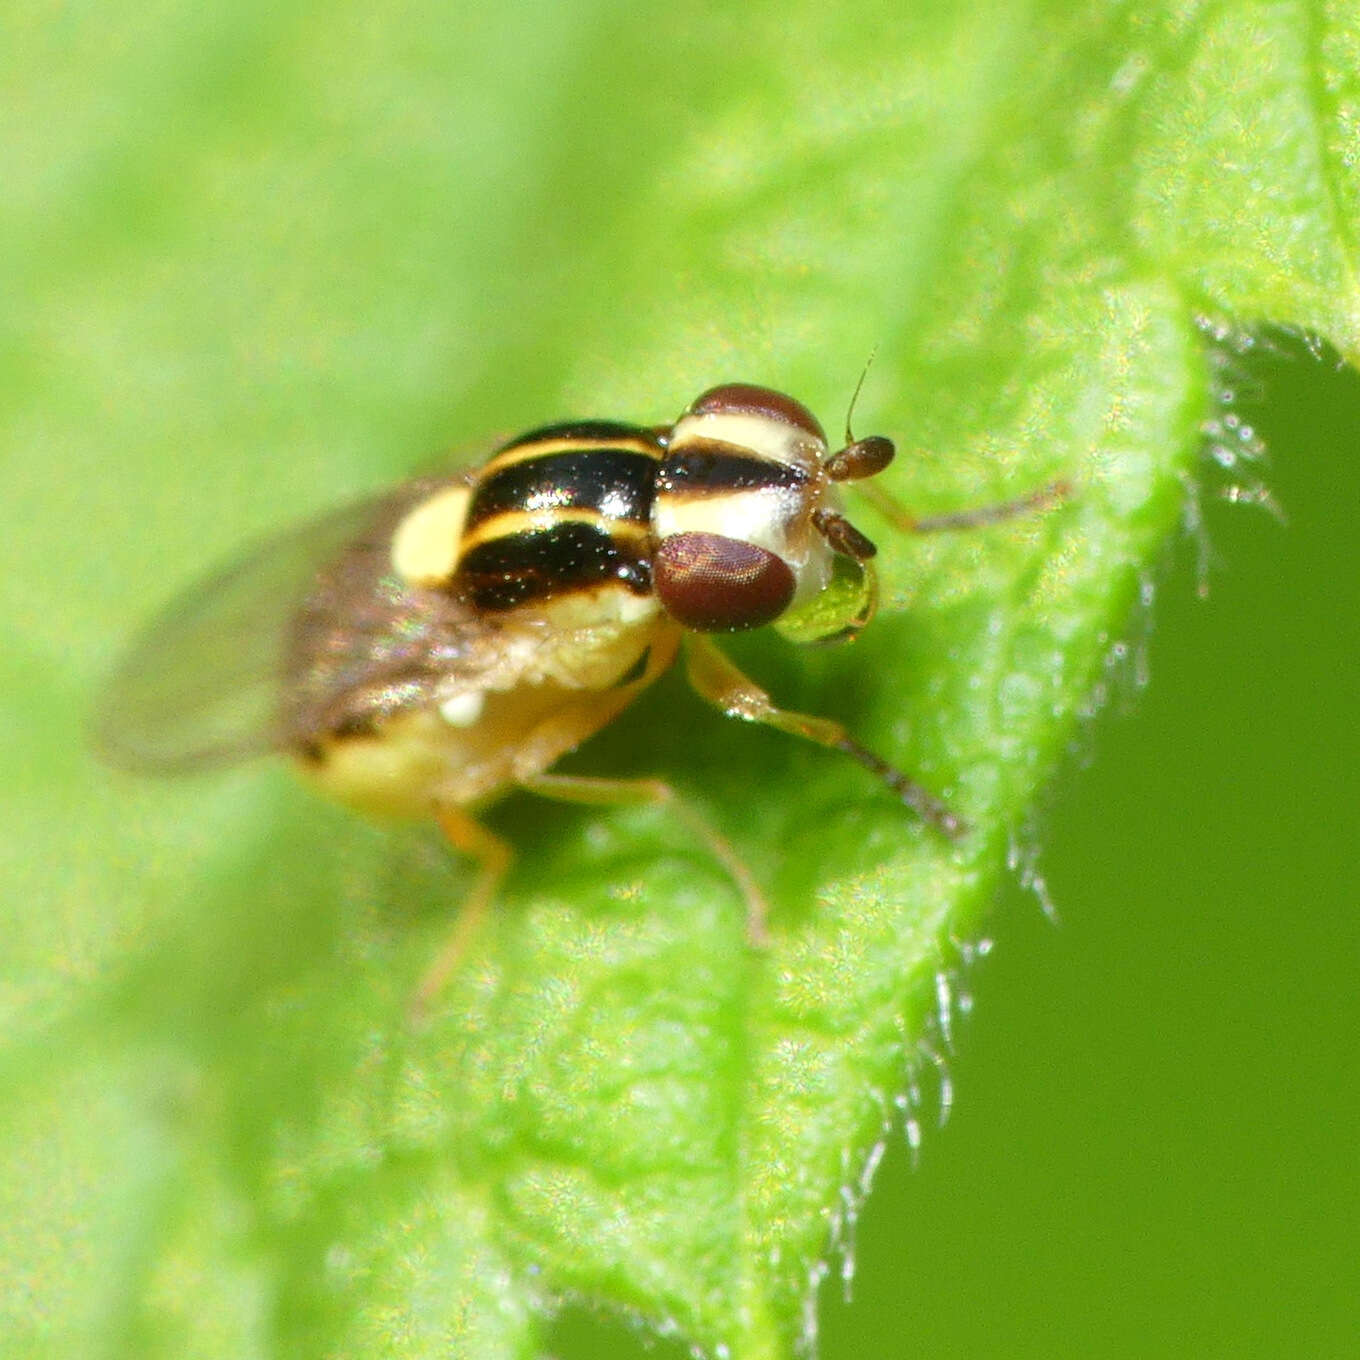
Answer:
(685, 384, 827, 443)
(653, 531, 796, 632)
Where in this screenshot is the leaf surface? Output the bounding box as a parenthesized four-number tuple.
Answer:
(3, 2, 1356, 1356)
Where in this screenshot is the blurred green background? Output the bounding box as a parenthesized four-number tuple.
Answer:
(5, 2, 1358, 1356)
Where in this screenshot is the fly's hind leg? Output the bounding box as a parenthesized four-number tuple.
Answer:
(508, 674, 771, 947)
(509, 630, 771, 944)
(411, 807, 511, 1022)
(516, 769, 770, 947)
(684, 634, 966, 839)
(414, 635, 685, 1014)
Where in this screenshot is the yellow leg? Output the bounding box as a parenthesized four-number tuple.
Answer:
(684, 634, 966, 839)
(504, 632, 769, 944)
(414, 633, 689, 1014)
(518, 769, 770, 946)
(411, 806, 512, 1022)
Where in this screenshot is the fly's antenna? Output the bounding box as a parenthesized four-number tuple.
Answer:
(844, 346, 880, 446)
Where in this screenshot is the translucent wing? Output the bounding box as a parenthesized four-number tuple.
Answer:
(93, 476, 487, 773)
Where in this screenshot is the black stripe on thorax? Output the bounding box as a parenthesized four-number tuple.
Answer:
(657, 440, 811, 496)
(466, 447, 658, 533)
(499, 419, 657, 451)
(456, 521, 652, 612)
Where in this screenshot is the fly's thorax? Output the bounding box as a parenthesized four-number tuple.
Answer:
(650, 384, 846, 633)
(384, 427, 671, 727)
(451, 420, 664, 614)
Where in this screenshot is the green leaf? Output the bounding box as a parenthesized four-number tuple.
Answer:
(4, 2, 1356, 1356)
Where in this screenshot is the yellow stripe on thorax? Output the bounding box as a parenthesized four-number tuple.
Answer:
(456, 506, 653, 557)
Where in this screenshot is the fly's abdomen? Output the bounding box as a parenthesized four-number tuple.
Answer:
(454, 421, 664, 612)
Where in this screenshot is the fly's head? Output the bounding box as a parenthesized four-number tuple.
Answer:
(651, 383, 892, 642)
